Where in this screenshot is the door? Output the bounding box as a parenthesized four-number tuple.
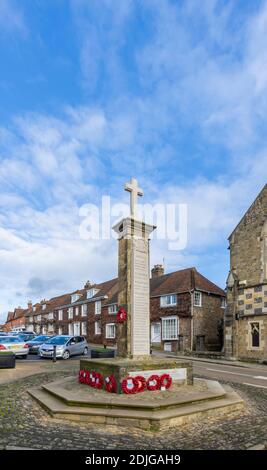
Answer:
(151, 322, 161, 343)
(68, 323, 74, 336)
(73, 322, 80, 336)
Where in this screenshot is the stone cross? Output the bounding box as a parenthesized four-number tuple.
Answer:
(125, 177, 143, 219)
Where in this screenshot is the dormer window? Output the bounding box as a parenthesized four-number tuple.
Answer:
(42, 304, 46, 310)
(33, 306, 37, 312)
(71, 293, 80, 303)
(87, 288, 99, 299)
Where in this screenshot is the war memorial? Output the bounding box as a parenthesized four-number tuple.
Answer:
(29, 179, 244, 431)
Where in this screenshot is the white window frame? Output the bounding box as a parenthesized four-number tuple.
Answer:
(194, 291, 202, 307)
(29, 316, 33, 323)
(81, 304, 87, 316)
(106, 323, 116, 339)
(58, 326, 63, 335)
(58, 309, 63, 321)
(68, 307, 73, 319)
(161, 316, 178, 340)
(95, 321, 101, 335)
(48, 312, 53, 320)
(160, 294, 177, 307)
(108, 304, 117, 314)
(75, 306, 79, 316)
(37, 315, 41, 321)
(221, 298, 227, 309)
(81, 322, 87, 336)
(87, 288, 98, 299)
(71, 294, 80, 303)
(95, 301, 101, 315)
(42, 304, 46, 311)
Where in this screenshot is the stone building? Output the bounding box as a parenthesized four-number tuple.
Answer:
(22, 266, 225, 352)
(225, 184, 267, 361)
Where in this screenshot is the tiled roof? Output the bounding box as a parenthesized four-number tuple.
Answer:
(150, 268, 225, 297)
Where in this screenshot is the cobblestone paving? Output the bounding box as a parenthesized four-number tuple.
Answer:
(0, 369, 266, 450)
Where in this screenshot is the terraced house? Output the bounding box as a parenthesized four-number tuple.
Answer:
(225, 184, 267, 362)
(21, 266, 226, 353)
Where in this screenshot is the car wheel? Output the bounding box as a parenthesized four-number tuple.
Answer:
(62, 350, 70, 360)
(83, 347, 88, 356)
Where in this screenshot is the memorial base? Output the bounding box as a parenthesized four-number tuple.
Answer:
(79, 357, 193, 393)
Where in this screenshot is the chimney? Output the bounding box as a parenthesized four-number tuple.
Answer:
(28, 300, 33, 312)
(84, 280, 93, 289)
(151, 264, 164, 278)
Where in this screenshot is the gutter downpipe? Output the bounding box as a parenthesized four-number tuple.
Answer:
(190, 289, 194, 351)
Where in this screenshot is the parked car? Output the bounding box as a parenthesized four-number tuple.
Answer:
(39, 335, 88, 360)
(0, 332, 7, 336)
(0, 336, 29, 359)
(26, 335, 54, 354)
(16, 333, 38, 342)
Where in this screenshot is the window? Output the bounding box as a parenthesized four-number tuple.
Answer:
(246, 293, 252, 299)
(48, 312, 53, 320)
(108, 304, 117, 314)
(95, 321, 101, 335)
(42, 304, 46, 310)
(81, 322, 87, 335)
(194, 291, 202, 307)
(255, 297, 262, 304)
(75, 307, 79, 316)
(254, 286, 262, 293)
(29, 316, 33, 323)
(81, 304, 87, 316)
(33, 306, 37, 312)
(58, 326, 63, 335)
(160, 295, 177, 307)
(162, 316, 178, 340)
(106, 323, 116, 339)
(87, 288, 98, 299)
(95, 301, 101, 315)
(221, 298, 227, 308)
(37, 315, 41, 321)
(250, 322, 260, 348)
(58, 309, 63, 321)
(68, 307, 73, 319)
(71, 294, 80, 303)
(246, 304, 252, 310)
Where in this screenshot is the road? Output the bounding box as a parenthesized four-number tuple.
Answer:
(193, 360, 267, 389)
(19, 353, 267, 389)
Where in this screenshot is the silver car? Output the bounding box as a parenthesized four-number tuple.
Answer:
(39, 335, 88, 360)
(0, 336, 29, 358)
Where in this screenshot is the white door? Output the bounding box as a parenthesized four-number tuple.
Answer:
(151, 323, 161, 343)
(68, 323, 74, 335)
(73, 322, 80, 336)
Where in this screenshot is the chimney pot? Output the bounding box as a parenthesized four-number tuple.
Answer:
(151, 264, 165, 278)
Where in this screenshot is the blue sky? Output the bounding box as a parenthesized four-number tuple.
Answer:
(1, 0, 267, 322)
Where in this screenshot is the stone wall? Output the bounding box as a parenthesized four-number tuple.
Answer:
(229, 185, 267, 286)
(193, 293, 224, 351)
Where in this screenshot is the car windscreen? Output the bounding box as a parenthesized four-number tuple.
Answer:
(32, 336, 49, 342)
(0, 337, 22, 343)
(45, 336, 68, 345)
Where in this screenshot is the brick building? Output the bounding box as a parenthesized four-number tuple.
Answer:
(225, 184, 267, 361)
(3, 305, 29, 332)
(21, 266, 225, 352)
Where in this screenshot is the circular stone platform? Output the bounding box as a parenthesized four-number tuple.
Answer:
(28, 376, 244, 431)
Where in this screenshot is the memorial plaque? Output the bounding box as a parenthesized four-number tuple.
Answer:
(129, 368, 187, 382)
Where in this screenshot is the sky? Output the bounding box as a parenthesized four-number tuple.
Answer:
(1, 0, 267, 323)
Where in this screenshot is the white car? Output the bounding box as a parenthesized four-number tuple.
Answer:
(0, 336, 29, 358)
